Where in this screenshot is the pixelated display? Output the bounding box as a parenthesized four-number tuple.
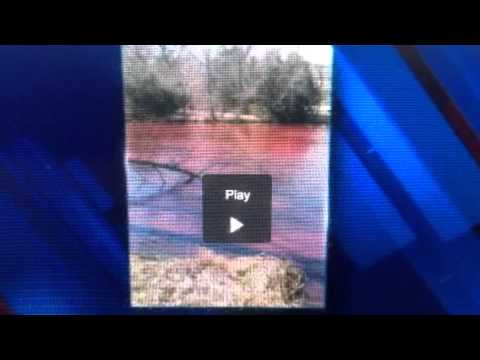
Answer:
(123, 45, 332, 308)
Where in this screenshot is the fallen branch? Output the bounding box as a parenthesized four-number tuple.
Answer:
(128, 159, 201, 184)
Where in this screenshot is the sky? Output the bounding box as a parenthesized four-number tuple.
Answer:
(185, 45, 333, 66)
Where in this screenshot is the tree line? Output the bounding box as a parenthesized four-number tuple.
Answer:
(123, 45, 329, 123)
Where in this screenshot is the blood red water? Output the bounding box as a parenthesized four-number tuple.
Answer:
(126, 122, 330, 304)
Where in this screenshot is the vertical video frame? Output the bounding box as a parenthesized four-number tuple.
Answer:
(123, 45, 332, 308)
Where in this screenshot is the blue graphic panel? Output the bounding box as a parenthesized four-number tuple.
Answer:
(0, 45, 479, 314)
(330, 45, 480, 314)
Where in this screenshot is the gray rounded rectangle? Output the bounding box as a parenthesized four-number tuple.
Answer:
(203, 175, 272, 243)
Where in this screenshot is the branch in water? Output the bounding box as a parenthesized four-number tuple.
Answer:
(128, 159, 201, 184)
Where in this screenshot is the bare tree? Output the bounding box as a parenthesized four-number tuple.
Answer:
(256, 50, 322, 123)
(204, 49, 218, 121)
(123, 45, 327, 123)
(122, 45, 190, 121)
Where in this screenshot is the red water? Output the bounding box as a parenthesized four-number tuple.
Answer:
(126, 122, 330, 305)
(127, 122, 323, 176)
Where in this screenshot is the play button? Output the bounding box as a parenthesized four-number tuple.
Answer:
(229, 217, 244, 234)
(203, 175, 271, 243)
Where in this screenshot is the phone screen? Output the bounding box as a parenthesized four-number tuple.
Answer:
(123, 45, 333, 308)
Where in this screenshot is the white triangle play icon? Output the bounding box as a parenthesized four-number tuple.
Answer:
(229, 217, 244, 234)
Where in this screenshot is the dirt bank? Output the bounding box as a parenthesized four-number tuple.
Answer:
(131, 250, 306, 308)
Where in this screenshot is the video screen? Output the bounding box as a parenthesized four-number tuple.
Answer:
(123, 45, 332, 308)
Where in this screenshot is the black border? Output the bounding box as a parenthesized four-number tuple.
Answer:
(2, 8, 480, 44)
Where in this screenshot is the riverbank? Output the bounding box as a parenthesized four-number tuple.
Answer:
(131, 250, 305, 307)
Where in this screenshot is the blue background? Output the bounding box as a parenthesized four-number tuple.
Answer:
(0, 45, 478, 314)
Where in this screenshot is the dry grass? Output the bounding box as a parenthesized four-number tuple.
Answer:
(131, 250, 306, 308)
